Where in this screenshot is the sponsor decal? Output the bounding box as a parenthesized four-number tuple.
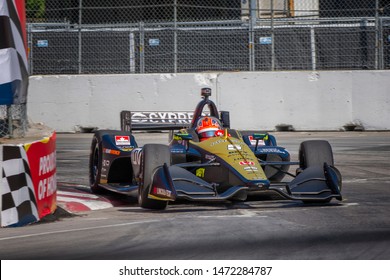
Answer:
(196, 168, 205, 178)
(228, 151, 251, 158)
(115, 136, 131, 146)
(119, 147, 134, 152)
(239, 161, 255, 166)
(102, 160, 110, 167)
(131, 112, 193, 124)
(244, 166, 258, 171)
(103, 148, 120, 155)
(210, 139, 227, 147)
(152, 187, 172, 197)
(231, 138, 243, 144)
(205, 154, 216, 161)
(24, 133, 57, 218)
(230, 156, 244, 161)
(37, 152, 56, 201)
(131, 148, 143, 165)
(228, 144, 242, 150)
(248, 136, 265, 146)
(208, 137, 243, 147)
(259, 148, 286, 154)
(212, 129, 230, 137)
(171, 148, 185, 154)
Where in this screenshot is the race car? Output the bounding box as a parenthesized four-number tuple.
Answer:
(89, 88, 342, 210)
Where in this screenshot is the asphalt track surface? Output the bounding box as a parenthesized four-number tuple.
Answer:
(0, 131, 389, 260)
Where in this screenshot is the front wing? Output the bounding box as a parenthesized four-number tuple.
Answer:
(147, 163, 342, 203)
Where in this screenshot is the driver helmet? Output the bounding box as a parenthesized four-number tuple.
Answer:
(196, 116, 221, 141)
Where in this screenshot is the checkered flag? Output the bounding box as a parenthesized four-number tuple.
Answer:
(1, 145, 38, 227)
(0, 0, 29, 105)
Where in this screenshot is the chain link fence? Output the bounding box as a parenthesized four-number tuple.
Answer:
(0, 105, 27, 140)
(3, 1, 388, 138)
(25, 0, 390, 75)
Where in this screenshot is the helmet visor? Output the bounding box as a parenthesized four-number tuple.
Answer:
(199, 130, 216, 139)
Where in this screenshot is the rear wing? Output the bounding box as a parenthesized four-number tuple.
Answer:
(120, 111, 193, 132)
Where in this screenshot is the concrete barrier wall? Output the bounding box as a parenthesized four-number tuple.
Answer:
(28, 71, 390, 132)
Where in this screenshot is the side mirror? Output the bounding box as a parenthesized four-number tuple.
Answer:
(252, 133, 268, 150)
(220, 111, 230, 128)
(174, 133, 193, 141)
(252, 133, 268, 141)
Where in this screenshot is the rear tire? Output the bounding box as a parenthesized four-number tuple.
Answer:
(138, 144, 171, 210)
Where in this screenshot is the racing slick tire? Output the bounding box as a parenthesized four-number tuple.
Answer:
(138, 144, 171, 210)
(89, 130, 127, 194)
(299, 140, 334, 169)
(89, 130, 107, 194)
(298, 140, 341, 203)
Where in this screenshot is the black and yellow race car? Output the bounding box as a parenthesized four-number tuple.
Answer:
(89, 88, 342, 210)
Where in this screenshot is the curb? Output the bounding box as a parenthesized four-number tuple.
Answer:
(56, 185, 114, 214)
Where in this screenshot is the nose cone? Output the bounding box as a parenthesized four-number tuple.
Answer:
(196, 135, 268, 181)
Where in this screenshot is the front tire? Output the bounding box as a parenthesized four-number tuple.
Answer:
(138, 144, 171, 210)
(299, 140, 334, 169)
(89, 131, 105, 194)
(298, 140, 341, 203)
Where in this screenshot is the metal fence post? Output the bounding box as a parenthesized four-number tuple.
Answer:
(360, 19, 368, 69)
(378, 17, 384, 69)
(375, 0, 384, 70)
(173, 0, 178, 73)
(129, 31, 136, 73)
(249, 0, 256, 71)
(78, 0, 83, 74)
(7, 106, 13, 138)
(310, 27, 317, 71)
(27, 23, 32, 75)
(139, 22, 145, 74)
(271, 0, 275, 71)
